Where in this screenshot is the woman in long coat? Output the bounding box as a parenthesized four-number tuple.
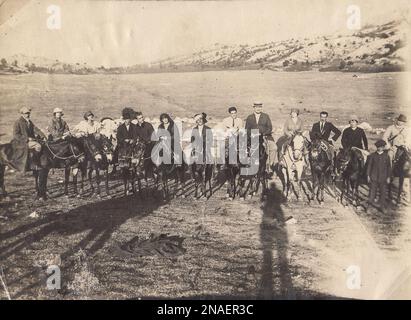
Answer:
(157, 113, 182, 164)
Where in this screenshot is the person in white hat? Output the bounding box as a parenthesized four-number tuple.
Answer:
(244, 101, 277, 175)
(190, 112, 213, 163)
(47, 107, 70, 141)
(383, 114, 410, 164)
(12, 106, 47, 168)
(341, 114, 368, 151)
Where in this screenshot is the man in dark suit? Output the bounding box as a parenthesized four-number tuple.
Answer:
(190, 113, 213, 164)
(134, 111, 155, 161)
(12, 107, 47, 168)
(366, 139, 391, 213)
(117, 108, 139, 166)
(245, 102, 277, 173)
(310, 111, 341, 142)
(117, 108, 138, 148)
(310, 111, 341, 161)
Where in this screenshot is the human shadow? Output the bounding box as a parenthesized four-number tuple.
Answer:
(258, 182, 296, 299)
(0, 195, 165, 262)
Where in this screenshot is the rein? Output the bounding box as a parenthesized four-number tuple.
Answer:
(45, 142, 84, 161)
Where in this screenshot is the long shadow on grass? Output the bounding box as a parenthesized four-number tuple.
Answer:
(0, 196, 165, 261)
(0, 194, 167, 300)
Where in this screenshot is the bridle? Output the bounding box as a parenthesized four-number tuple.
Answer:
(45, 141, 84, 161)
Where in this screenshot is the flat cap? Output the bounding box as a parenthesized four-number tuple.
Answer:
(20, 106, 31, 114)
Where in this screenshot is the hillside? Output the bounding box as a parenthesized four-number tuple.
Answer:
(144, 19, 409, 73)
(1, 19, 409, 75)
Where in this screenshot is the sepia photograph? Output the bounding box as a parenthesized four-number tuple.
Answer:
(0, 0, 410, 303)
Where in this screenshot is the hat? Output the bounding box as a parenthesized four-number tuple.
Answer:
(253, 101, 263, 107)
(83, 111, 94, 120)
(20, 106, 31, 114)
(53, 107, 63, 115)
(375, 139, 386, 148)
(193, 112, 208, 123)
(397, 114, 407, 123)
(291, 108, 300, 115)
(349, 114, 359, 122)
(122, 107, 134, 120)
(228, 106, 237, 113)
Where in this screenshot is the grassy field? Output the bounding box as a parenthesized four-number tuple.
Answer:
(0, 71, 406, 142)
(1, 71, 410, 300)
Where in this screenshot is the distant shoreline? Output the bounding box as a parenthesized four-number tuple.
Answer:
(0, 67, 406, 76)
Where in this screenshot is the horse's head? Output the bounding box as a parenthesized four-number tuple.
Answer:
(99, 135, 115, 163)
(309, 139, 322, 160)
(81, 134, 103, 162)
(335, 148, 351, 173)
(290, 132, 306, 161)
(394, 146, 411, 174)
(131, 138, 146, 167)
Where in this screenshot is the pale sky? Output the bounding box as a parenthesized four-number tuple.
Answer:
(0, 0, 409, 67)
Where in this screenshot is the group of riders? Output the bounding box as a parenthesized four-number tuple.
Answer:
(7, 102, 410, 210)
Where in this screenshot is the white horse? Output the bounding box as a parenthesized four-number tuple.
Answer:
(279, 132, 309, 201)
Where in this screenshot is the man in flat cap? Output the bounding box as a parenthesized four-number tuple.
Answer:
(72, 111, 101, 137)
(366, 139, 391, 213)
(47, 107, 70, 141)
(245, 102, 277, 174)
(12, 107, 47, 169)
(383, 114, 410, 164)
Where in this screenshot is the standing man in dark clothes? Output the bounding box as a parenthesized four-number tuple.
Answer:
(366, 139, 391, 213)
(341, 115, 368, 151)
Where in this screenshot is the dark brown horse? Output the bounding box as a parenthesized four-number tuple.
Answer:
(224, 136, 240, 201)
(237, 134, 268, 200)
(152, 141, 187, 200)
(0, 138, 85, 200)
(118, 137, 146, 196)
(308, 138, 333, 204)
(335, 147, 367, 207)
(189, 146, 214, 200)
(389, 146, 411, 205)
(75, 134, 115, 197)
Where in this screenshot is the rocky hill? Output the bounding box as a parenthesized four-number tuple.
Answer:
(1, 19, 409, 75)
(142, 19, 409, 73)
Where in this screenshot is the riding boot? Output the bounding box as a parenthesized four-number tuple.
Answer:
(31, 151, 41, 170)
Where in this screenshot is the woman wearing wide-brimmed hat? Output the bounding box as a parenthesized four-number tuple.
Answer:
(47, 107, 70, 141)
